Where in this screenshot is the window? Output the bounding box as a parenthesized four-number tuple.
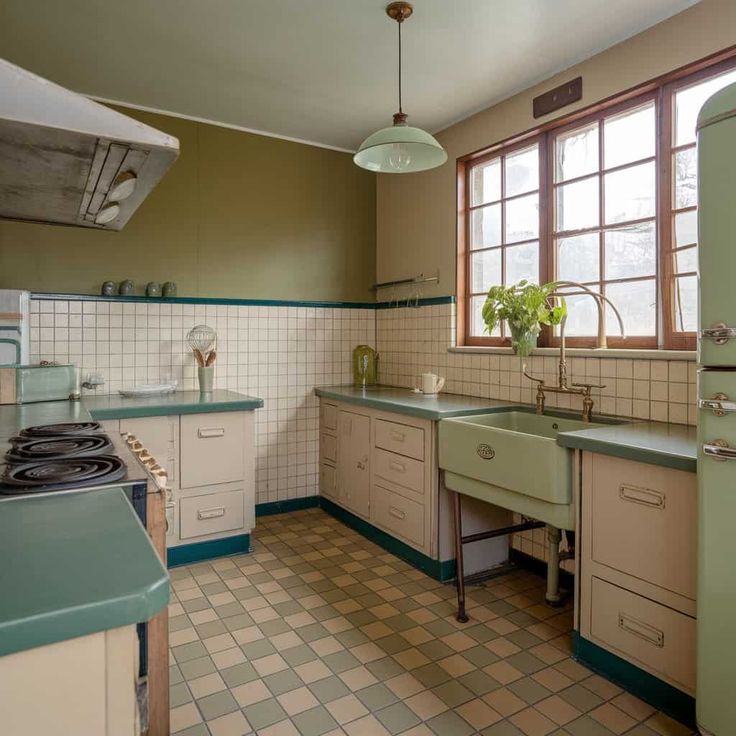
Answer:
(457, 52, 736, 350)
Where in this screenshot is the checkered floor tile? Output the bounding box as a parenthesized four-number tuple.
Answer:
(168, 509, 694, 736)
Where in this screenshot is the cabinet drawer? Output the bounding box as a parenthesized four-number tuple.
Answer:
(320, 463, 337, 499)
(375, 419, 424, 461)
(374, 448, 424, 498)
(591, 455, 697, 599)
(321, 402, 337, 431)
(180, 490, 245, 540)
(321, 433, 337, 463)
(180, 412, 245, 488)
(590, 577, 695, 693)
(373, 485, 424, 549)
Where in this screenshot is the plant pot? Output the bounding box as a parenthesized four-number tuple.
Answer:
(198, 366, 214, 394)
(509, 323, 540, 358)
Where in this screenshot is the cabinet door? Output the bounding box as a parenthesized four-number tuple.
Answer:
(337, 410, 370, 518)
(120, 415, 179, 489)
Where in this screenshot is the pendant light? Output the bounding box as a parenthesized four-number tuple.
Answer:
(354, 2, 447, 174)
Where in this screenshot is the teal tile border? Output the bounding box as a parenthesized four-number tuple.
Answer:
(572, 631, 695, 728)
(319, 497, 455, 581)
(31, 292, 455, 310)
(256, 496, 320, 517)
(167, 533, 250, 568)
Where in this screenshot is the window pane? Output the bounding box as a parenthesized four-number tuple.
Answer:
(555, 123, 599, 182)
(605, 222, 656, 280)
(471, 204, 501, 249)
(506, 242, 539, 285)
(471, 158, 501, 206)
(471, 295, 499, 337)
(606, 279, 656, 337)
(675, 69, 736, 146)
(674, 209, 697, 248)
(505, 145, 539, 197)
(673, 275, 698, 332)
(556, 177, 599, 232)
(604, 103, 655, 169)
(471, 249, 502, 292)
(505, 193, 539, 243)
(675, 246, 698, 274)
(604, 161, 655, 224)
(557, 233, 600, 283)
(674, 149, 697, 209)
(559, 290, 600, 336)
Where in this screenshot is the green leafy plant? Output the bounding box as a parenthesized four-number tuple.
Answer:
(482, 280, 567, 357)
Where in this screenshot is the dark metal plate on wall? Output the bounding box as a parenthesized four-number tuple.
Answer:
(533, 77, 583, 118)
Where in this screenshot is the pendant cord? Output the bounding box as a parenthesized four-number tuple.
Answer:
(398, 19, 403, 114)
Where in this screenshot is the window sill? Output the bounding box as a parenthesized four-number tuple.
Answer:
(449, 345, 696, 361)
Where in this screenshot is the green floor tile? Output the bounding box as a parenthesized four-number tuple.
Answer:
(290, 705, 339, 736)
(413, 663, 453, 689)
(174, 642, 209, 664)
(243, 698, 288, 730)
(323, 649, 361, 673)
(432, 680, 475, 708)
(309, 675, 351, 703)
(197, 689, 239, 720)
(221, 661, 258, 688)
(507, 676, 553, 705)
(281, 643, 319, 667)
(375, 701, 422, 734)
(426, 709, 475, 736)
(170, 682, 193, 708)
(263, 669, 305, 696)
(355, 683, 399, 711)
(565, 715, 618, 736)
(240, 639, 276, 660)
(366, 656, 405, 680)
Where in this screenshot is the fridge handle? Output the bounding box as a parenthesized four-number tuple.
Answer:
(699, 394, 736, 415)
(703, 440, 736, 461)
(701, 323, 736, 344)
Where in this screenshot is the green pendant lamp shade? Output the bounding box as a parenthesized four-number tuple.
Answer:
(354, 2, 447, 174)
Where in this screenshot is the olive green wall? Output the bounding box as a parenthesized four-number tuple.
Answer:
(0, 107, 376, 301)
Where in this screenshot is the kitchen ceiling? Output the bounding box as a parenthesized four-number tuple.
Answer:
(0, 0, 698, 152)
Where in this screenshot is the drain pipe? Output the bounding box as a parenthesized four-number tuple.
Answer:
(546, 526, 563, 606)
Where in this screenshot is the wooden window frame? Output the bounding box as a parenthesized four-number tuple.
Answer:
(457, 46, 736, 350)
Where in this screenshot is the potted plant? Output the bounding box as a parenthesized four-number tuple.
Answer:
(482, 280, 566, 357)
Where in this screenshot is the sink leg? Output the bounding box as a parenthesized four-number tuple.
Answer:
(452, 491, 469, 623)
(545, 525, 563, 606)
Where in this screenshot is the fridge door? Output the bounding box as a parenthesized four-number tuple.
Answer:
(697, 369, 736, 735)
(698, 82, 736, 367)
(0, 290, 29, 365)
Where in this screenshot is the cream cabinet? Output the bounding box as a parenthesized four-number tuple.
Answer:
(579, 452, 697, 694)
(336, 409, 371, 518)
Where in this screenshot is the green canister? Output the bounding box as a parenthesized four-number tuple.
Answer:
(353, 345, 378, 387)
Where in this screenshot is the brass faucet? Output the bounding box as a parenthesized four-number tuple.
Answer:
(522, 281, 626, 422)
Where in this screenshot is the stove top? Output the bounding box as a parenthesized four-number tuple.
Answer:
(2, 421, 129, 495)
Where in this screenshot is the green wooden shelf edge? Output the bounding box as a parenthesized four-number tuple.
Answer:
(168, 534, 251, 568)
(573, 632, 695, 728)
(320, 498, 455, 581)
(0, 488, 169, 657)
(33, 292, 455, 310)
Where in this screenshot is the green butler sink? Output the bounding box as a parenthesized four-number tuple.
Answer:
(439, 411, 611, 530)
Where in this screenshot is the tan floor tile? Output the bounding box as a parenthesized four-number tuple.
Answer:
(334, 599, 362, 614)
(208, 709, 251, 736)
(530, 642, 568, 665)
(483, 687, 529, 717)
(406, 608, 437, 625)
(553, 658, 591, 681)
(611, 691, 657, 721)
(392, 647, 431, 670)
(404, 690, 449, 720)
(209, 591, 237, 606)
(169, 628, 199, 647)
(582, 673, 624, 699)
(484, 660, 524, 685)
(531, 666, 574, 692)
(487, 617, 520, 635)
(441, 631, 477, 652)
(485, 636, 522, 658)
(257, 718, 301, 736)
(285, 611, 317, 628)
(232, 625, 264, 645)
(278, 685, 320, 716)
(211, 647, 247, 670)
(271, 631, 303, 651)
(509, 706, 557, 736)
(393, 726, 433, 736)
(438, 653, 476, 678)
(189, 608, 219, 625)
(188, 671, 226, 699)
(294, 659, 332, 684)
(385, 672, 424, 699)
(362, 621, 394, 640)
(339, 665, 379, 691)
(350, 642, 385, 663)
(534, 695, 580, 725)
(253, 653, 289, 676)
(232, 678, 271, 707)
(590, 702, 638, 734)
(170, 702, 202, 733)
(455, 698, 503, 729)
(251, 605, 280, 623)
(310, 635, 345, 656)
(241, 595, 269, 611)
(326, 694, 370, 724)
(644, 712, 695, 735)
(343, 714, 391, 736)
(369, 603, 400, 618)
(323, 616, 354, 634)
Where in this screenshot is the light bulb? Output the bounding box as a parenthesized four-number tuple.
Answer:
(388, 143, 412, 171)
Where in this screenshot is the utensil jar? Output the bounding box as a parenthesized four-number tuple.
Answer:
(198, 366, 214, 394)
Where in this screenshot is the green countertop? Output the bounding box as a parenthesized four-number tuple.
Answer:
(314, 385, 521, 420)
(85, 389, 263, 420)
(0, 487, 169, 656)
(558, 421, 697, 473)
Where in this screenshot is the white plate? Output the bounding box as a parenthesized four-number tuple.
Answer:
(119, 382, 178, 398)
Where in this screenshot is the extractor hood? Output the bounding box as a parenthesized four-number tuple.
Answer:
(0, 58, 179, 230)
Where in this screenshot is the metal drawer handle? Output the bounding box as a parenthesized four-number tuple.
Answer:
(703, 439, 736, 461)
(390, 430, 406, 442)
(701, 323, 736, 344)
(388, 506, 406, 520)
(619, 484, 665, 509)
(389, 459, 406, 473)
(197, 506, 226, 520)
(618, 613, 664, 648)
(699, 393, 736, 416)
(198, 427, 225, 438)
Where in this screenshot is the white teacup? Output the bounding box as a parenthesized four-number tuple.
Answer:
(418, 372, 445, 395)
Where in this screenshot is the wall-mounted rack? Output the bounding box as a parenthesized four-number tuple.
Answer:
(372, 271, 439, 290)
